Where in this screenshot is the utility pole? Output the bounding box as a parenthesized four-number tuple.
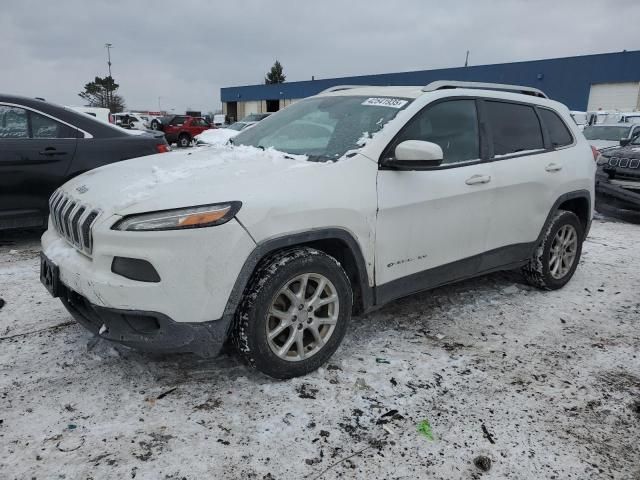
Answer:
(464, 50, 470, 67)
(105, 43, 113, 110)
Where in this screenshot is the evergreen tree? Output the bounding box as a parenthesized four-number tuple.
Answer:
(264, 60, 286, 84)
(78, 76, 126, 113)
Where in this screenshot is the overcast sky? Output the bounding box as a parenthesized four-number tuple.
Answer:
(2, 0, 639, 113)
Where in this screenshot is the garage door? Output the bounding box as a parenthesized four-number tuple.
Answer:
(587, 82, 640, 111)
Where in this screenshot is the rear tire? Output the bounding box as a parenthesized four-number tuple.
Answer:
(522, 210, 583, 290)
(150, 119, 160, 130)
(232, 247, 352, 379)
(177, 133, 191, 148)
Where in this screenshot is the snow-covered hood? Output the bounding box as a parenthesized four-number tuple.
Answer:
(60, 145, 338, 218)
(194, 128, 239, 146)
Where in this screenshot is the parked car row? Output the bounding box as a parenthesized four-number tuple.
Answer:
(0, 95, 169, 230)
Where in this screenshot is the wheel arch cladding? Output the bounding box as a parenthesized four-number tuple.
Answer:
(221, 229, 373, 329)
(557, 195, 590, 234)
(537, 190, 591, 245)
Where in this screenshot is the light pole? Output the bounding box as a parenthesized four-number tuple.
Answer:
(158, 96, 163, 113)
(105, 43, 113, 111)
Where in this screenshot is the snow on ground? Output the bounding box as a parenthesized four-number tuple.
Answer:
(0, 216, 639, 479)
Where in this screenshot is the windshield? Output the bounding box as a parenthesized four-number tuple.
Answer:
(583, 125, 631, 141)
(228, 122, 249, 131)
(232, 95, 411, 161)
(242, 113, 269, 122)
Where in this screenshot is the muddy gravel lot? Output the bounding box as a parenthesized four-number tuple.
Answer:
(1, 215, 639, 480)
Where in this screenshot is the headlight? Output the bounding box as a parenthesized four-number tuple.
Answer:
(112, 202, 242, 231)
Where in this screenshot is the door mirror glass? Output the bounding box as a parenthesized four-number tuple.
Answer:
(394, 140, 443, 165)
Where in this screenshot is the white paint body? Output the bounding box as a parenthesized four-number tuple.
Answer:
(42, 86, 595, 325)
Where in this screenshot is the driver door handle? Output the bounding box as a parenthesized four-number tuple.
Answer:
(545, 163, 563, 172)
(465, 174, 491, 185)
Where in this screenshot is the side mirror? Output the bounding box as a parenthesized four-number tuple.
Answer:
(391, 140, 444, 168)
(620, 138, 631, 147)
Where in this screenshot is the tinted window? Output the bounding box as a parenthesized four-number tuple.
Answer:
(539, 109, 573, 147)
(170, 116, 187, 126)
(388, 99, 479, 164)
(0, 106, 29, 138)
(31, 112, 77, 138)
(486, 101, 543, 156)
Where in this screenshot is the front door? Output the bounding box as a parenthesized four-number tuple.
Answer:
(375, 98, 494, 303)
(0, 104, 77, 228)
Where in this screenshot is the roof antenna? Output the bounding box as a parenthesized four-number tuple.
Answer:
(464, 50, 470, 67)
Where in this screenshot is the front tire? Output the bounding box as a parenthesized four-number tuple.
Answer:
(232, 248, 353, 379)
(522, 210, 583, 290)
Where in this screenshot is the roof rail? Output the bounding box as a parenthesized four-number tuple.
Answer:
(422, 81, 548, 98)
(318, 85, 372, 94)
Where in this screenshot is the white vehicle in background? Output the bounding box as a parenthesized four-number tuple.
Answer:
(618, 112, 640, 124)
(213, 114, 226, 127)
(41, 81, 595, 379)
(570, 111, 587, 130)
(66, 106, 112, 124)
(113, 112, 146, 130)
(196, 119, 267, 145)
(582, 123, 640, 150)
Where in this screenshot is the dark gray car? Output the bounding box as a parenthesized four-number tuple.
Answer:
(0, 95, 169, 230)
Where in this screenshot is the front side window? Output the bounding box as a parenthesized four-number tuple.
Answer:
(539, 109, 573, 148)
(233, 95, 411, 161)
(170, 116, 187, 126)
(31, 111, 77, 138)
(486, 101, 543, 156)
(0, 105, 29, 139)
(384, 99, 479, 165)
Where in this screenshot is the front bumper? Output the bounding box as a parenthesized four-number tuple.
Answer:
(59, 282, 228, 356)
(41, 213, 256, 324)
(596, 171, 640, 210)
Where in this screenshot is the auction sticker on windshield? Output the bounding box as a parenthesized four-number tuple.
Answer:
(362, 97, 408, 109)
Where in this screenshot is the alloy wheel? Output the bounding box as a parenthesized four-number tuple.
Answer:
(549, 224, 578, 279)
(266, 273, 339, 362)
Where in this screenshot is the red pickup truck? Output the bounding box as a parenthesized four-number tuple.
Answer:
(160, 115, 213, 147)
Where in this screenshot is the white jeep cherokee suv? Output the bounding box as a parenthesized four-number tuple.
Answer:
(40, 81, 596, 378)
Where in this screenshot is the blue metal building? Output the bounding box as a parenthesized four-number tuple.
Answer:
(221, 50, 640, 121)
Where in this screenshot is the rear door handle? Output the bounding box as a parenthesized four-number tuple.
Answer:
(545, 163, 562, 172)
(39, 148, 67, 156)
(465, 174, 491, 185)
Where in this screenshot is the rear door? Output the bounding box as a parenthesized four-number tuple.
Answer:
(481, 100, 573, 268)
(0, 104, 78, 228)
(189, 117, 210, 136)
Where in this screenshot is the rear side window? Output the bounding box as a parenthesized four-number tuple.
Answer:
(0, 105, 29, 138)
(30, 112, 78, 138)
(486, 101, 543, 156)
(539, 109, 573, 148)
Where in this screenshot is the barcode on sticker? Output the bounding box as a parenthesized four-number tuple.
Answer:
(362, 97, 408, 109)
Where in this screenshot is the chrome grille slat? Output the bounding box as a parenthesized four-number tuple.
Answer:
(608, 157, 640, 170)
(48, 189, 100, 256)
